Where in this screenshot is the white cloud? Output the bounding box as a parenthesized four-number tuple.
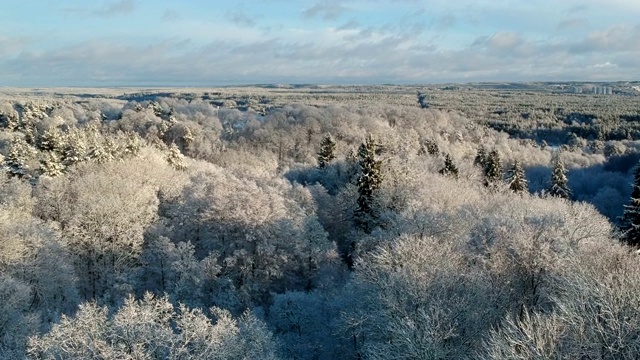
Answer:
(91, 0, 135, 17)
(4, 0, 640, 85)
(302, 0, 351, 20)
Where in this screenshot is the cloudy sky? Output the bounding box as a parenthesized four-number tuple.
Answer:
(1, 0, 639, 86)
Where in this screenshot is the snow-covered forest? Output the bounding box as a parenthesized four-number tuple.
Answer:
(2, 86, 640, 359)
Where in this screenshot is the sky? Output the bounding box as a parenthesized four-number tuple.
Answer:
(1, 0, 639, 86)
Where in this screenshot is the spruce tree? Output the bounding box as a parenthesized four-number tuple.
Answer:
(317, 133, 336, 169)
(483, 149, 503, 188)
(548, 152, 571, 199)
(38, 129, 65, 153)
(474, 145, 487, 168)
(620, 162, 640, 246)
(439, 153, 459, 178)
(62, 129, 87, 167)
(4, 136, 37, 177)
(506, 160, 528, 195)
(355, 135, 382, 233)
(88, 142, 113, 164)
(40, 152, 65, 177)
(423, 139, 439, 156)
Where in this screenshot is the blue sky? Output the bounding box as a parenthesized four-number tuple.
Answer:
(1, 0, 639, 86)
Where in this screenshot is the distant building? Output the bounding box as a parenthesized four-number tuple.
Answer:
(572, 86, 583, 94)
(592, 86, 613, 95)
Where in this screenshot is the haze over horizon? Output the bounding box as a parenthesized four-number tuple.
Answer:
(1, 0, 639, 87)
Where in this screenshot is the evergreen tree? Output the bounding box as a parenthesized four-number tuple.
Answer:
(620, 162, 640, 246)
(40, 152, 65, 177)
(422, 139, 439, 156)
(88, 143, 113, 164)
(167, 143, 187, 171)
(506, 160, 528, 195)
(38, 129, 65, 153)
(355, 135, 383, 233)
(474, 145, 487, 168)
(0, 111, 19, 130)
(182, 127, 195, 148)
(317, 133, 336, 169)
(123, 132, 143, 157)
(4, 136, 37, 177)
(439, 153, 459, 178)
(548, 152, 571, 199)
(483, 149, 503, 188)
(62, 129, 87, 167)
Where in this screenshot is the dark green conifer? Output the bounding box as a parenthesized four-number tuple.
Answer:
(484, 149, 503, 188)
(317, 133, 337, 169)
(355, 135, 383, 233)
(439, 153, 459, 178)
(423, 139, 439, 156)
(506, 160, 528, 195)
(474, 145, 487, 168)
(548, 152, 571, 199)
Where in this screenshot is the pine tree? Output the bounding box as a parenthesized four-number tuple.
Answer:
(355, 135, 383, 233)
(620, 162, 640, 246)
(506, 160, 528, 195)
(439, 153, 459, 178)
(317, 133, 336, 169)
(483, 149, 503, 188)
(548, 152, 571, 199)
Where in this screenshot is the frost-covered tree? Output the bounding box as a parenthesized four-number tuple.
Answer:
(38, 129, 65, 154)
(50, 160, 161, 303)
(483, 149, 503, 188)
(548, 152, 571, 199)
(62, 129, 87, 167)
(619, 162, 640, 246)
(182, 126, 195, 148)
(166, 143, 186, 171)
(355, 134, 383, 233)
(123, 131, 143, 157)
(0, 109, 20, 130)
(421, 139, 439, 156)
(39, 152, 65, 177)
(88, 142, 114, 164)
(439, 153, 459, 178)
(474, 145, 487, 168)
(506, 160, 528, 195)
(317, 133, 336, 169)
(27, 293, 280, 360)
(4, 136, 37, 178)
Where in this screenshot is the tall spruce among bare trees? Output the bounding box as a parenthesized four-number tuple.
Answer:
(548, 152, 571, 199)
(506, 160, 528, 195)
(483, 149, 503, 189)
(355, 134, 383, 233)
(317, 133, 336, 169)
